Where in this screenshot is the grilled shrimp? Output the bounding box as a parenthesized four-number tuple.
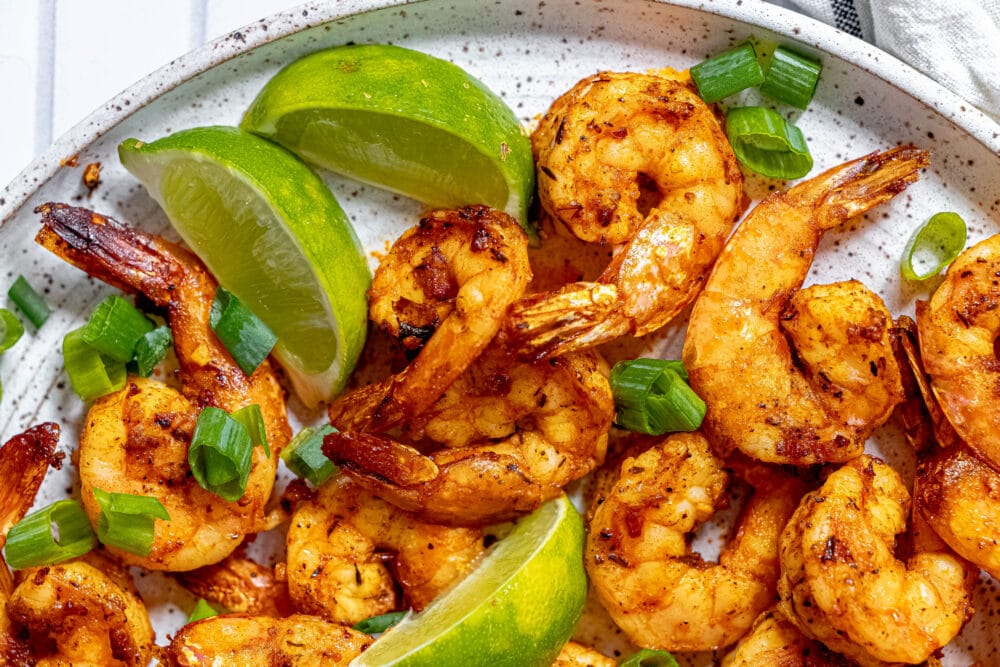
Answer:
(586, 432, 804, 652)
(721, 608, 857, 667)
(916, 233, 1000, 470)
(0, 423, 62, 665)
(7, 552, 155, 667)
(168, 613, 370, 666)
(683, 148, 927, 465)
(778, 455, 976, 666)
(915, 444, 1000, 580)
(285, 475, 485, 624)
(503, 70, 745, 360)
(329, 205, 531, 431)
(326, 345, 614, 525)
(36, 203, 291, 571)
(176, 551, 292, 617)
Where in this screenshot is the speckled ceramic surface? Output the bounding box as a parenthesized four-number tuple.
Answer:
(1, 0, 999, 664)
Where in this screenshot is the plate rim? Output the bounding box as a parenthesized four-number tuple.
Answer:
(1, 0, 998, 225)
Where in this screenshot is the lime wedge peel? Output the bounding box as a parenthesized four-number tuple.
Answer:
(119, 126, 370, 407)
(241, 43, 536, 239)
(350, 495, 587, 667)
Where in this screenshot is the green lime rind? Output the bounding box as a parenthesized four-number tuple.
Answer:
(350, 495, 586, 667)
(119, 126, 370, 406)
(241, 44, 535, 237)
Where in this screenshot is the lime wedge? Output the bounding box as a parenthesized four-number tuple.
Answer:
(351, 495, 586, 667)
(241, 44, 535, 236)
(118, 126, 370, 407)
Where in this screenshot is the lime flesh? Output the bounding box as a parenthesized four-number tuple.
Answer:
(350, 495, 587, 667)
(119, 126, 370, 406)
(241, 44, 535, 236)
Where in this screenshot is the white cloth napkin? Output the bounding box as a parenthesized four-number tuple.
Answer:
(780, 0, 1000, 120)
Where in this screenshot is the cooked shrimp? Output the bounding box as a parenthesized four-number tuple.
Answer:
(326, 345, 614, 525)
(36, 203, 291, 571)
(586, 432, 805, 652)
(168, 613, 370, 666)
(0, 423, 62, 665)
(286, 475, 485, 624)
(915, 443, 1000, 580)
(552, 641, 615, 667)
(778, 455, 976, 666)
(176, 551, 292, 617)
(502, 70, 745, 360)
(329, 205, 531, 431)
(916, 233, 1000, 470)
(721, 608, 857, 667)
(6, 552, 155, 667)
(683, 148, 927, 465)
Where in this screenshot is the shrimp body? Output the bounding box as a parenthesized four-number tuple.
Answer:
(6, 554, 155, 667)
(329, 205, 531, 431)
(552, 641, 616, 667)
(721, 608, 857, 667)
(36, 203, 290, 570)
(778, 456, 975, 666)
(286, 475, 485, 624)
(586, 432, 804, 652)
(327, 346, 614, 525)
(915, 444, 1000, 579)
(168, 614, 370, 666)
(683, 148, 927, 465)
(503, 70, 745, 359)
(916, 233, 1000, 470)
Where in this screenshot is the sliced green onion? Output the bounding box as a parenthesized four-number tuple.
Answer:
(189, 407, 254, 502)
(900, 212, 968, 281)
(0, 309, 25, 353)
(4, 499, 95, 569)
(187, 598, 221, 623)
(135, 325, 173, 377)
(209, 286, 277, 377)
(63, 327, 127, 401)
(8, 275, 50, 329)
(93, 488, 169, 557)
(281, 424, 337, 486)
(610, 359, 706, 435)
(353, 611, 408, 634)
(619, 649, 680, 667)
(232, 404, 271, 458)
(725, 106, 813, 179)
(760, 46, 822, 110)
(81, 295, 154, 362)
(690, 42, 764, 103)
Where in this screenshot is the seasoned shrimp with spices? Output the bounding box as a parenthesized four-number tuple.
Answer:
(778, 455, 976, 666)
(168, 613, 370, 666)
(503, 70, 745, 360)
(326, 345, 614, 525)
(0, 423, 63, 665)
(7, 552, 155, 667)
(916, 233, 1000, 470)
(176, 551, 293, 617)
(586, 432, 805, 652)
(36, 203, 291, 571)
(551, 641, 615, 667)
(721, 608, 857, 667)
(285, 475, 485, 624)
(683, 148, 927, 465)
(329, 205, 531, 432)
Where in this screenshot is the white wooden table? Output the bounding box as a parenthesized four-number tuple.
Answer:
(0, 0, 808, 191)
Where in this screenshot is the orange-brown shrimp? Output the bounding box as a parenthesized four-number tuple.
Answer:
(502, 70, 745, 360)
(36, 203, 290, 571)
(683, 148, 926, 465)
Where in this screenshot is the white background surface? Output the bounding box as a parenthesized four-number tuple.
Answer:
(0, 0, 802, 190)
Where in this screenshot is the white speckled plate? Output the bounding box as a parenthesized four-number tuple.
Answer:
(1, 0, 998, 664)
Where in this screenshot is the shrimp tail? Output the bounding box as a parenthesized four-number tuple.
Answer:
(502, 283, 626, 361)
(35, 202, 189, 307)
(0, 423, 61, 544)
(797, 146, 930, 230)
